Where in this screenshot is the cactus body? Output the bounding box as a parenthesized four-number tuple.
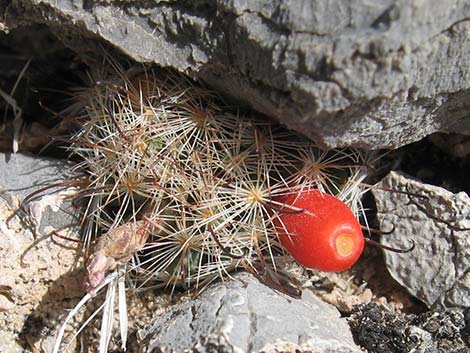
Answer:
(67, 66, 368, 290)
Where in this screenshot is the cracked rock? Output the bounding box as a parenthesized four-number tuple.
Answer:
(372, 171, 470, 308)
(1, 1, 469, 149)
(138, 272, 361, 353)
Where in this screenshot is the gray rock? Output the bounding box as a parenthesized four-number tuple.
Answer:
(0, 152, 77, 235)
(138, 273, 361, 353)
(372, 171, 470, 308)
(1, 1, 469, 149)
(0, 153, 64, 197)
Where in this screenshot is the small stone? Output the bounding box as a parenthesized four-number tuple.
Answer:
(0, 292, 14, 311)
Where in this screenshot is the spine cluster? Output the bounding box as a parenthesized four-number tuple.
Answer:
(66, 65, 368, 291)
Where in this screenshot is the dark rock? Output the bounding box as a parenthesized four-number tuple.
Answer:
(138, 273, 361, 353)
(349, 303, 410, 352)
(349, 303, 470, 353)
(1, 1, 469, 149)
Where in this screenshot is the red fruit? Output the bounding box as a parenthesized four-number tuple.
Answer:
(275, 189, 364, 272)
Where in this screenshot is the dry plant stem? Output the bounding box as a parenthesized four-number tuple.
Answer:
(0, 59, 30, 152)
(21, 178, 86, 208)
(362, 224, 396, 235)
(365, 238, 416, 253)
(52, 272, 118, 353)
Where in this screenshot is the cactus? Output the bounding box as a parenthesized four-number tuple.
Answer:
(53, 61, 370, 352)
(65, 64, 367, 288)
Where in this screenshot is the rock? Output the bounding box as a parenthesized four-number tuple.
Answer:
(1, 1, 469, 149)
(0, 152, 77, 234)
(349, 303, 470, 353)
(138, 272, 361, 353)
(372, 171, 470, 308)
(0, 152, 83, 353)
(348, 303, 411, 352)
(0, 153, 64, 197)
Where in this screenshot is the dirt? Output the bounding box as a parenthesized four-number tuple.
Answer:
(0, 193, 82, 353)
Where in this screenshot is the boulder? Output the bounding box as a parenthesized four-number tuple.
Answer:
(1, 0, 469, 148)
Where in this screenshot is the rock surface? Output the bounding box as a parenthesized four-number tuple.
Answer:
(349, 303, 470, 353)
(1, 0, 469, 149)
(138, 272, 361, 353)
(0, 153, 77, 233)
(372, 171, 470, 308)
